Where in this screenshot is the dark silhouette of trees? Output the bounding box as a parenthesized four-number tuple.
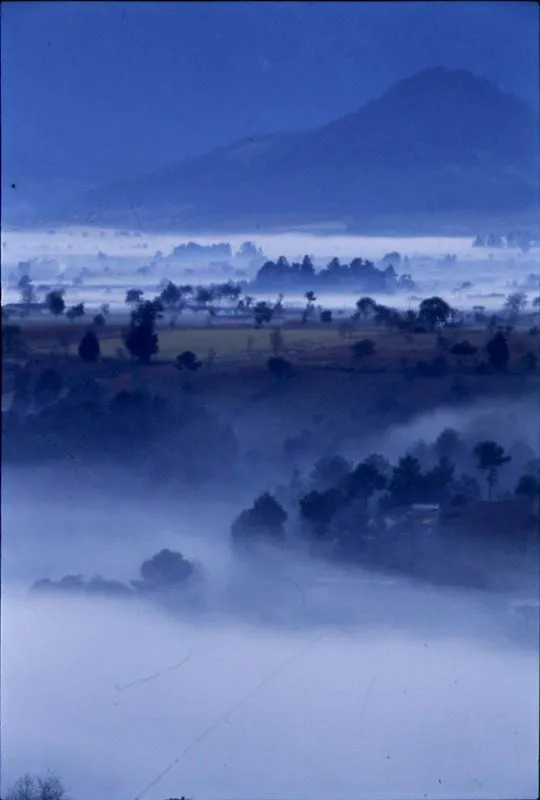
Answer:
(174, 351, 202, 371)
(320, 309, 333, 323)
(126, 288, 143, 306)
(18, 274, 36, 305)
(5, 772, 66, 800)
(93, 312, 106, 327)
(504, 291, 527, 321)
(434, 428, 462, 460)
(387, 455, 424, 506)
(355, 296, 377, 321)
(418, 296, 452, 331)
(78, 330, 100, 362)
(473, 440, 511, 499)
(345, 460, 387, 508)
(302, 290, 317, 323)
(299, 487, 342, 539)
(45, 290, 65, 316)
(351, 338, 375, 360)
(231, 493, 287, 545)
(132, 549, 195, 592)
(310, 455, 352, 491)
(160, 281, 182, 309)
(253, 301, 274, 328)
(66, 302, 85, 321)
(423, 456, 455, 503)
(486, 331, 510, 372)
(124, 300, 161, 363)
(195, 286, 213, 307)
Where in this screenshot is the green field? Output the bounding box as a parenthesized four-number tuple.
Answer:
(96, 325, 344, 359)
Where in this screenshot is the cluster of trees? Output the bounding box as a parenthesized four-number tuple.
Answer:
(473, 230, 536, 252)
(3, 772, 190, 800)
(231, 430, 539, 553)
(3, 773, 66, 800)
(32, 548, 198, 599)
(253, 255, 417, 294)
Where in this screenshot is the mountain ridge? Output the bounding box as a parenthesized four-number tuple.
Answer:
(51, 67, 540, 231)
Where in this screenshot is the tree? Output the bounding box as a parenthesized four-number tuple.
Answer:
(66, 302, 85, 321)
(355, 296, 377, 321)
(351, 338, 375, 360)
(174, 351, 201, 371)
(93, 312, 106, 327)
(434, 428, 462, 460)
(345, 460, 387, 508)
(231, 493, 287, 545)
(302, 290, 317, 323)
(126, 288, 143, 306)
(18, 274, 36, 305)
(320, 309, 333, 323)
(45, 290, 65, 316)
(5, 772, 67, 800)
(253, 301, 274, 328)
(310, 455, 352, 491)
(160, 281, 181, 308)
(270, 327, 284, 356)
(418, 296, 452, 331)
(78, 330, 100, 362)
(423, 456, 455, 503)
(486, 331, 510, 372)
(195, 286, 213, 307)
(504, 291, 527, 321)
(299, 488, 342, 539)
(124, 300, 160, 363)
(388, 455, 424, 506)
(132, 549, 194, 592)
(473, 440, 511, 499)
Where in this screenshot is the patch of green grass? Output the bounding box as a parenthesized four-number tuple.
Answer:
(97, 325, 343, 359)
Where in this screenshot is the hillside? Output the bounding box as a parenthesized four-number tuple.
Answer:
(59, 68, 539, 231)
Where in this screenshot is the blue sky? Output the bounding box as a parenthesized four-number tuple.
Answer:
(2, 1, 538, 185)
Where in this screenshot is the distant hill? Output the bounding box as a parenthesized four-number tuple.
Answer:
(55, 68, 540, 232)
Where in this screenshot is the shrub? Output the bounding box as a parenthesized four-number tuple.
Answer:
(351, 338, 376, 359)
(267, 356, 292, 378)
(450, 340, 478, 356)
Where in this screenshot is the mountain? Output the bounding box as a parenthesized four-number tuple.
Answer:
(55, 68, 540, 231)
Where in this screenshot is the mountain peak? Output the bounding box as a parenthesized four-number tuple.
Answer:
(372, 66, 524, 110)
(58, 68, 539, 230)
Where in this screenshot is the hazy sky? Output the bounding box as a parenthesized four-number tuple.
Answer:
(2, 1, 539, 186)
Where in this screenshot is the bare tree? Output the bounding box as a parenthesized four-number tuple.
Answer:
(5, 772, 67, 800)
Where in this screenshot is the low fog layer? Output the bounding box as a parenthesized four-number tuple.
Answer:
(2, 228, 539, 315)
(2, 391, 539, 799)
(2, 584, 538, 800)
